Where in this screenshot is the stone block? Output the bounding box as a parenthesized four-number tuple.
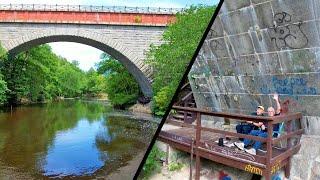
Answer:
(278, 48, 317, 73)
(220, 7, 255, 35)
(251, 0, 270, 4)
(303, 116, 320, 136)
(192, 92, 220, 111)
(310, 156, 320, 180)
(207, 16, 224, 39)
(271, 0, 315, 25)
(216, 57, 236, 76)
(257, 52, 282, 75)
(238, 76, 258, 94)
(253, 2, 274, 29)
(219, 94, 241, 111)
(222, 0, 251, 12)
(222, 76, 246, 93)
(207, 59, 221, 76)
(229, 33, 255, 56)
(237, 94, 266, 112)
(252, 28, 277, 53)
(200, 41, 214, 59)
(208, 37, 229, 58)
(290, 135, 320, 179)
(237, 54, 257, 76)
(301, 21, 320, 49)
(207, 76, 226, 94)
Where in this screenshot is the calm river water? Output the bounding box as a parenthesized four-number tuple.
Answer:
(0, 100, 156, 179)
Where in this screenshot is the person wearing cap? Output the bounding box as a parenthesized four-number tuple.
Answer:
(235, 105, 265, 141)
(235, 94, 281, 155)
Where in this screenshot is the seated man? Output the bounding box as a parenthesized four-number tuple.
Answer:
(235, 105, 265, 141)
(234, 94, 281, 155)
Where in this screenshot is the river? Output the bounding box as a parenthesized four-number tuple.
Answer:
(0, 100, 157, 179)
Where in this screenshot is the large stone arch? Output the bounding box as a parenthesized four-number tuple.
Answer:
(3, 29, 154, 97)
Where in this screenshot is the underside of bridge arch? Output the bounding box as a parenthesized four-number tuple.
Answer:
(7, 35, 153, 97)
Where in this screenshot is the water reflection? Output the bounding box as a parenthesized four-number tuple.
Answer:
(0, 100, 155, 178)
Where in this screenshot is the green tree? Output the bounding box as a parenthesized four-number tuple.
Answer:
(0, 43, 8, 103)
(0, 44, 92, 104)
(96, 53, 140, 108)
(84, 68, 108, 96)
(146, 6, 215, 115)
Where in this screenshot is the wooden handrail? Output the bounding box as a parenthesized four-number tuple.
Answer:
(181, 91, 193, 102)
(272, 129, 304, 144)
(172, 106, 302, 124)
(180, 82, 190, 91)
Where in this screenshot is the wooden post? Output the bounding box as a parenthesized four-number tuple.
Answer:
(195, 112, 201, 180)
(190, 138, 194, 180)
(166, 144, 169, 165)
(184, 101, 187, 123)
(265, 121, 273, 180)
(285, 118, 293, 178)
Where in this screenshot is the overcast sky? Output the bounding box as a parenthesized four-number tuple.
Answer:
(1, 0, 219, 71)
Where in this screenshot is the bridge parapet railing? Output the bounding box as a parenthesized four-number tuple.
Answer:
(0, 4, 184, 14)
(166, 105, 304, 179)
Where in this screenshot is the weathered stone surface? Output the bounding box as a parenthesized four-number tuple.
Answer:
(208, 38, 229, 58)
(310, 156, 320, 180)
(271, 0, 315, 24)
(290, 135, 320, 179)
(222, 0, 251, 12)
(188, 1, 320, 178)
(229, 34, 255, 56)
(208, 16, 224, 39)
(220, 8, 255, 35)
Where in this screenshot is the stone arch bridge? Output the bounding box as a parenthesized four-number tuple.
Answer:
(0, 4, 181, 97)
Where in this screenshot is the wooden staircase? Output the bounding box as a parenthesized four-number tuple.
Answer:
(170, 82, 197, 124)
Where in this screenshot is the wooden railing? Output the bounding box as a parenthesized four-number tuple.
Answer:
(0, 4, 183, 14)
(167, 106, 304, 180)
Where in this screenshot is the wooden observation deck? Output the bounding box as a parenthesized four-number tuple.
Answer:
(159, 106, 304, 180)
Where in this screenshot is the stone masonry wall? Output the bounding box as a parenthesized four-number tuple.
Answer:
(0, 23, 165, 96)
(189, 0, 320, 136)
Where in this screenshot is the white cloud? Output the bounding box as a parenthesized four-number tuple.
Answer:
(49, 42, 103, 71)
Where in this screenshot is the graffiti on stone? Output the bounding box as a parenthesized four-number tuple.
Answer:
(260, 76, 317, 96)
(274, 12, 292, 24)
(208, 29, 218, 39)
(268, 12, 308, 49)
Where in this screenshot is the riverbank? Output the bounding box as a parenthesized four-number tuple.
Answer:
(107, 110, 161, 124)
(102, 151, 146, 180)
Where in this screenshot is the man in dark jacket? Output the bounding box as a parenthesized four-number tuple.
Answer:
(235, 105, 265, 141)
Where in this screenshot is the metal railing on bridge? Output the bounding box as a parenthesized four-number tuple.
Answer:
(0, 4, 184, 14)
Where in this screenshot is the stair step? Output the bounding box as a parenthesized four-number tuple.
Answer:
(172, 114, 193, 120)
(177, 110, 193, 115)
